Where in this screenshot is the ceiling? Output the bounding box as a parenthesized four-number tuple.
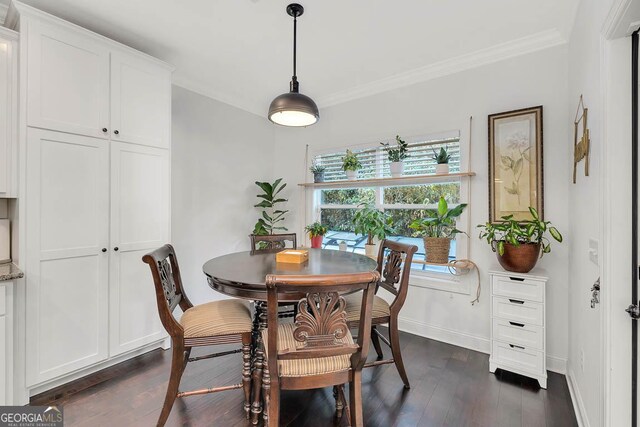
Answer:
(1, 0, 579, 116)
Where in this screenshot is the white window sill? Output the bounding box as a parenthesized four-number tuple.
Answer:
(409, 270, 470, 295)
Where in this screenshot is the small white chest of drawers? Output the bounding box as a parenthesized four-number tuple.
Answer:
(489, 268, 548, 389)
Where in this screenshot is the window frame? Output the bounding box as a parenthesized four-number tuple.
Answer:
(303, 130, 473, 293)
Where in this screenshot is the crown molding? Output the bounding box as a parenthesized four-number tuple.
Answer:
(316, 29, 566, 108)
(172, 75, 266, 119)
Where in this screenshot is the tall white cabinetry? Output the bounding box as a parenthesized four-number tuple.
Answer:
(7, 2, 172, 392)
(0, 27, 18, 197)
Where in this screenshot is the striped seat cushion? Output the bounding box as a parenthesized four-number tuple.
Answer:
(180, 299, 252, 338)
(343, 293, 391, 322)
(262, 323, 353, 377)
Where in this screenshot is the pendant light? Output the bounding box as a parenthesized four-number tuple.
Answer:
(268, 3, 319, 127)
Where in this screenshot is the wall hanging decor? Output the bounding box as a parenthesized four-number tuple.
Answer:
(488, 106, 544, 223)
(573, 95, 590, 183)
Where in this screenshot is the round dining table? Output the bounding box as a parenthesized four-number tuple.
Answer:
(203, 248, 378, 302)
(203, 248, 378, 423)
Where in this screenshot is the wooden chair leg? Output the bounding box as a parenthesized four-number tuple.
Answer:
(157, 341, 185, 427)
(389, 318, 410, 389)
(262, 359, 270, 424)
(349, 371, 363, 427)
(333, 385, 345, 418)
(241, 334, 252, 419)
(371, 326, 384, 360)
(250, 344, 264, 426)
(268, 379, 280, 427)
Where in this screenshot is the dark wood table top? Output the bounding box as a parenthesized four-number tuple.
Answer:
(203, 249, 378, 301)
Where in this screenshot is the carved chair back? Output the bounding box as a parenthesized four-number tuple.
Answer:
(142, 244, 194, 338)
(250, 233, 297, 254)
(375, 240, 418, 313)
(265, 271, 380, 376)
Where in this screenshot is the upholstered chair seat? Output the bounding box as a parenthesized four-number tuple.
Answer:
(181, 299, 252, 338)
(343, 294, 391, 322)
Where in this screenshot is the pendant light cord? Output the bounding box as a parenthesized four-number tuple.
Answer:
(292, 15, 297, 79)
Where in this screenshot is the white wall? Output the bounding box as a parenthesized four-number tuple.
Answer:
(565, 0, 608, 424)
(171, 86, 275, 304)
(273, 46, 571, 369)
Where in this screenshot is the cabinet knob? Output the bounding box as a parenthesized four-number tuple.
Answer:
(101, 248, 107, 253)
(102, 128, 108, 133)
(114, 130, 119, 135)
(114, 247, 119, 252)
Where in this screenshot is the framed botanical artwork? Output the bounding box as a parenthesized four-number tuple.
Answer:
(488, 106, 543, 223)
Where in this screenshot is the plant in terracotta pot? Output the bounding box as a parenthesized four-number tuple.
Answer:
(309, 161, 326, 183)
(353, 204, 394, 257)
(305, 222, 328, 248)
(381, 135, 409, 178)
(477, 207, 563, 273)
(432, 146, 451, 174)
(342, 149, 362, 180)
(409, 196, 467, 264)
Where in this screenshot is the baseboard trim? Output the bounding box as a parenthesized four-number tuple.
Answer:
(397, 316, 567, 374)
(26, 340, 167, 402)
(566, 367, 590, 427)
(398, 316, 490, 354)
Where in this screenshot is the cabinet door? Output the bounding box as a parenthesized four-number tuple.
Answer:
(110, 52, 171, 148)
(0, 315, 5, 405)
(0, 30, 17, 197)
(25, 129, 110, 386)
(109, 141, 169, 356)
(26, 19, 110, 139)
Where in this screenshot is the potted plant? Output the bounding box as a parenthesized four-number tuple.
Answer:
(381, 135, 409, 178)
(309, 161, 326, 183)
(305, 222, 328, 248)
(409, 196, 467, 264)
(252, 178, 288, 236)
(353, 204, 394, 257)
(477, 207, 563, 273)
(342, 149, 362, 180)
(432, 146, 451, 174)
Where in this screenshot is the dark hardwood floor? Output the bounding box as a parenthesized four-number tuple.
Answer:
(32, 330, 577, 426)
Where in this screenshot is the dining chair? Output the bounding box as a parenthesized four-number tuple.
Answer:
(249, 233, 297, 254)
(143, 244, 254, 427)
(343, 239, 418, 389)
(259, 271, 380, 427)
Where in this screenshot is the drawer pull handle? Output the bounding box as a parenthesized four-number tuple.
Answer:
(509, 276, 525, 282)
(509, 321, 525, 327)
(508, 299, 525, 304)
(509, 344, 525, 350)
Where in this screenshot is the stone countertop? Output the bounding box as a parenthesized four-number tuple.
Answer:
(0, 262, 24, 282)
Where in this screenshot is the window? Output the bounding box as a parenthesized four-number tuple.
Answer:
(310, 133, 468, 275)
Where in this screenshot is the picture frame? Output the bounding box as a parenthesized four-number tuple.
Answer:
(488, 106, 543, 223)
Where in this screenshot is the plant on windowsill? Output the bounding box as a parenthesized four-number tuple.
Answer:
(432, 146, 451, 175)
(252, 178, 289, 250)
(381, 135, 409, 178)
(409, 196, 467, 264)
(477, 207, 563, 273)
(353, 204, 394, 257)
(305, 222, 328, 248)
(309, 161, 326, 183)
(342, 149, 362, 180)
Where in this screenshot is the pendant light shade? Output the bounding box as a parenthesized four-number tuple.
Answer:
(268, 4, 319, 127)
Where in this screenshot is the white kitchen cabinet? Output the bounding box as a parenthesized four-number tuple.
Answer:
(25, 128, 110, 386)
(489, 268, 548, 389)
(9, 0, 172, 394)
(0, 28, 18, 197)
(110, 52, 171, 148)
(109, 142, 169, 356)
(26, 18, 110, 139)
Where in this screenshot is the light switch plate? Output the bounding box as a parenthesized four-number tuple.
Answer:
(589, 238, 599, 266)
